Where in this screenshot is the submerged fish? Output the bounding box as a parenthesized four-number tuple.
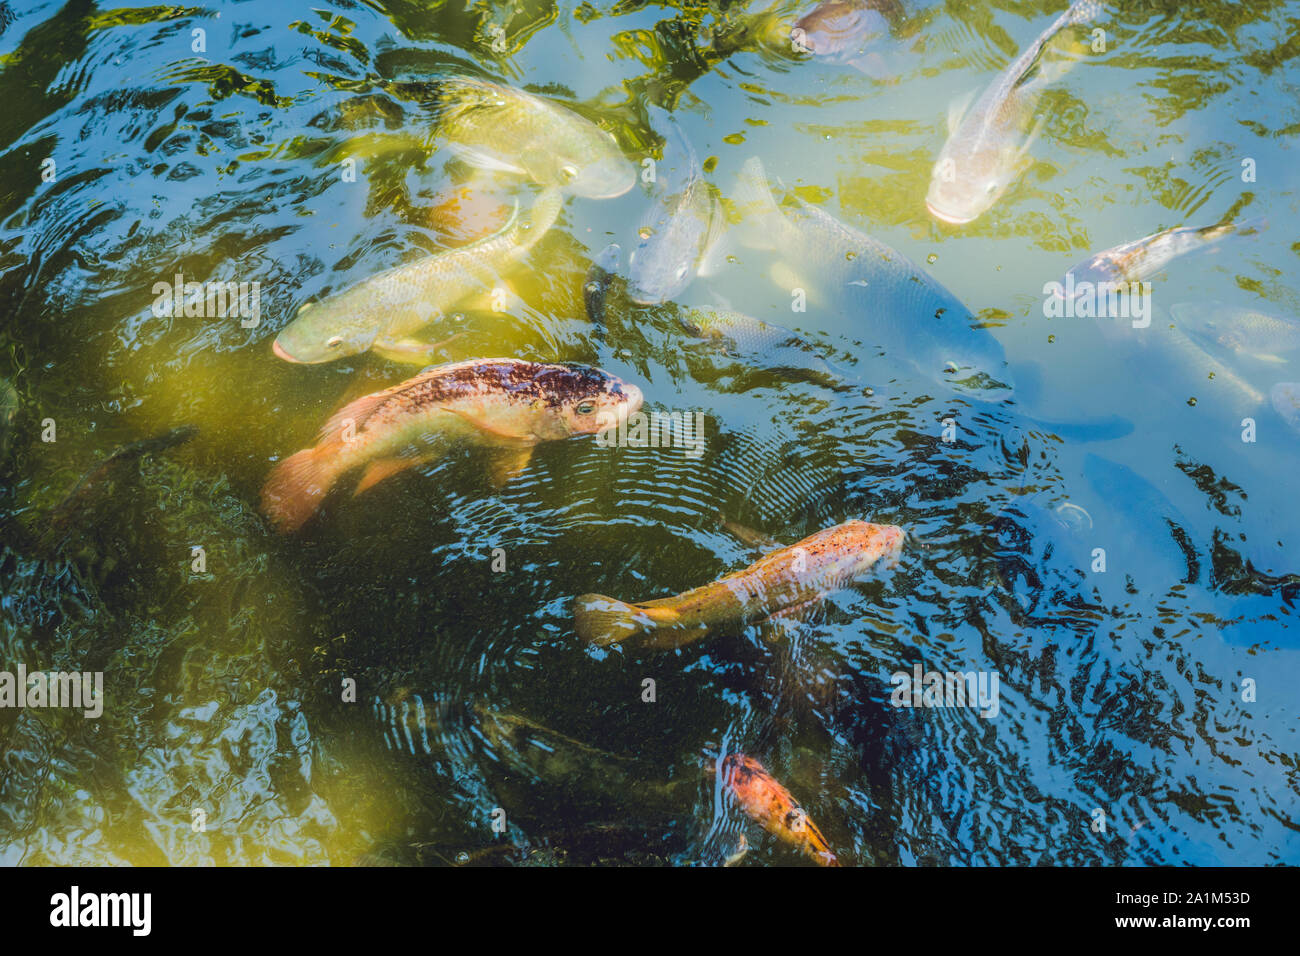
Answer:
(1060, 219, 1265, 295)
(926, 0, 1099, 225)
(274, 188, 562, 365)
(718, 754, 839, 866)
(261, 358, 643, 532)
(1171, 302, 1300, 363)
(437, 77, 634, 199)
(626, 110, 724, 305)
(574, 519, 904, 648)
(734, 156, 1010, 394)
(679, 308, 806, 354)
(1270, 383, 1300, 433)
(791, 0, 909, 78)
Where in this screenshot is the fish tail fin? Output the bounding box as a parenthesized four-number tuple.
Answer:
(574, 593, 678, 646)
(261, 445, 340, 533)
(731, 156, 782, 250)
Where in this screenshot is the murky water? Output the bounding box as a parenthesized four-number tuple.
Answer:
(1, 0, 1298, 866)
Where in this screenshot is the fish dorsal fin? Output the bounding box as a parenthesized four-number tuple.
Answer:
(947, 89, 978, 135)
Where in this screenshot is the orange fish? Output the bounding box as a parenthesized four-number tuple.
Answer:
(719, 754, 839, 866)
(574, 520, 904, 648)
(261, 358, 642, 532)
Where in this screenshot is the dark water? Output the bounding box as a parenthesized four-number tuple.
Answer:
(0, 0, 1298, 865)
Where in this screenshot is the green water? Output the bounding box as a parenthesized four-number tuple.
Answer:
(1, 0, 1298, 866)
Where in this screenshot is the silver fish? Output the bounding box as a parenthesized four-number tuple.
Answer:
(926, 0, 1100, 225)
(1060, 218, 1265, 296)
(734, 156, 1010, 394)
(1171, 301, 1300, 363)
(1270, 383, 1300, 434)
(626, 109, 724, 305)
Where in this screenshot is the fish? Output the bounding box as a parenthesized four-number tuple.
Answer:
(1162, 323, 1267, 414)
(260, 358, 643, 533)
(626, 109, 724, 305)
(583, 242, 621, 342)
(1270, 383, 1300, 433)
(1059, 218, 1265, 296)
(926, 0, 1100, 225)
(734, 156, 1011, 395)
(436, 76, 634, 199)
(273, 187, 563, 365)
(679, 308, 808, 354)
(717, 754, 839, 866)
(791, 0, 909, 78)
(573, 519, 904, 648)
(678, 307, 860, 390)
(1171, 301, 1300, 363)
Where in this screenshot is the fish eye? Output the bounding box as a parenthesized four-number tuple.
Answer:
(984, 182, 998, 195)
(576, 401, 596, 415)
(560, 164, 579, 182)
(326, 335, 343, 349)
(675, 265, 689, 279)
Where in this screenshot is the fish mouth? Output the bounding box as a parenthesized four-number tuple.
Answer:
(925, 200, 976, 226)
(272, 338, 303, 363)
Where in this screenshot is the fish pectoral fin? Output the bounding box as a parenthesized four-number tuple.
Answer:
(372, 333, 463, 365)
(353, 455, 428, 495)
(442, 141, 528, 177)
(485, 444, 534, 488)
(756, 595, 825, 643)
(1016, 115, 1048, 165)
(947, 89, 978, 135)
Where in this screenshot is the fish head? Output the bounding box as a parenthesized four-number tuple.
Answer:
(1059, 253, 1126, 300)
(540, 139, 635, 199)
(928, 323, 1014, 398)
(925, 146, 1013, 225)
(626, 219, 699, 305)
(527, 364, 644, 440)
(1270, 383, 1300, 433)
(273, 299, 377, 364)
(793, 1, 890, 60)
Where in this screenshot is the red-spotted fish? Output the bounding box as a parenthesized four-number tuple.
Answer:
(574, 520, 904, 648)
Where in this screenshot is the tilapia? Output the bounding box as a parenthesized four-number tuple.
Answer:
(1060, 219, 1265, 296)
(436, 76, 634, 199)
(626, 109, 724, 305)
(791, 0, 909, 78)
(926, 0, 1100, 225)
(574, 519, 904, 648)
(717, 754, 839, 866)
(734, 156, 1010, 395)
(678, 307, 858, 390)
(273, 187, 563, 364)
(1270, 383, 1300, 434)
(260, 358, 643, 533)
(1171, 301, 1300, 363)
